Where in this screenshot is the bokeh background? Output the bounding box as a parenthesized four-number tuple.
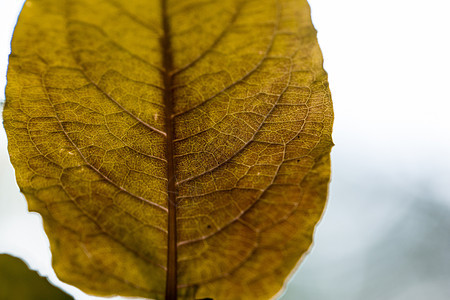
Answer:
(1, 0, 449, 299)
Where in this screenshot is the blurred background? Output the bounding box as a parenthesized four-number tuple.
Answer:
(1, 0, 449, 299)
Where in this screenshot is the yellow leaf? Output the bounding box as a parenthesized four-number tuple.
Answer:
(3, 0, 333, 299)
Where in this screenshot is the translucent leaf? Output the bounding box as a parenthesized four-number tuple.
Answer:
(3, 0, 333, 299)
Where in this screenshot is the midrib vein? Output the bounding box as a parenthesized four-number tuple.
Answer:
(160, 0, 178, 299)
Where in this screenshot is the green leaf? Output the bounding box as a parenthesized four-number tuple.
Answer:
(0, 254, 73, 300)
(3, 0, 333, 299)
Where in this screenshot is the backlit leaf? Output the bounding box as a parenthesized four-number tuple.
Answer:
(0, 254, 73, 300)
(3, 0, 333, 299)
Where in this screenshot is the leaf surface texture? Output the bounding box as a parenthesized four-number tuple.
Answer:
(3, 0, 333, 299)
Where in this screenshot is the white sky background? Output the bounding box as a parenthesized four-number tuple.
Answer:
(1, 0, 450, 299)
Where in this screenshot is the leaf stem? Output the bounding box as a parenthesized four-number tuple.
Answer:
(161, 0, 177, 298)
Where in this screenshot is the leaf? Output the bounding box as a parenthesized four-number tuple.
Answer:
(0, 254, 73, 300)
(3, 0, 333, 299)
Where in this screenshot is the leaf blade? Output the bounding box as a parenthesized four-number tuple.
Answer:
(3, 0, 333, 299)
